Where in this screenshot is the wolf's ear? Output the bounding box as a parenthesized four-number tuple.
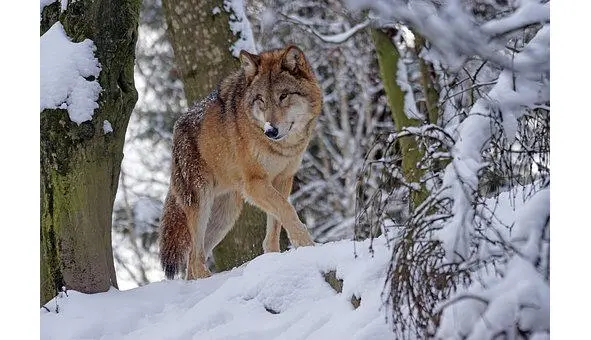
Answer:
(239, 50, 260, 79)
(281, 45, 306, 74)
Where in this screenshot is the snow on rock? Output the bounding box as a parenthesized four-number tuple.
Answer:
(40, 22, 102, 125)
(223, 0, 257, 56)
(41, 238, 394, 340)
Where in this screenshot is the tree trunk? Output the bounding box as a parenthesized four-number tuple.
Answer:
(40, 0, 140, 305)
(162, 0, 269, 272)
(415, 33, 440, 126)
(162, 0, 239, 101)
(371, 28, 428, 206)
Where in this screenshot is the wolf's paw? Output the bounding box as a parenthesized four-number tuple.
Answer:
(263, 238, 281, 253)
(292, 238, 314, 248)
(289, 223, 315, 248)
(197, 268, 212, 279)
(187, 264, 212, 280)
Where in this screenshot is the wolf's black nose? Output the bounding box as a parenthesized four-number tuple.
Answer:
(264, 125, 279, 139)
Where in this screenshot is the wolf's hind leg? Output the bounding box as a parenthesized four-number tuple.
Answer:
(186, 185, 214, 280)
(203, 191, 244, 256)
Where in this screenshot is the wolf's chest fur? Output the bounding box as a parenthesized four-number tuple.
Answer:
(250, 140, 305, 179)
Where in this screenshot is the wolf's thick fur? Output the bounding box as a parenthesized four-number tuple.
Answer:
(159, 46, 322, 279)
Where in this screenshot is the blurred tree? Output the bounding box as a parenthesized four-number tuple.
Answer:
(40, 0, 140, 305)
(161, 0, 268, 272)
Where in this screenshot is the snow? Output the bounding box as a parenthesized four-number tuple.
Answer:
(313, 20, 371, 44)
(511, 188, 550, 261)
(261, 8, 277, 31)
(482, 1, 550, 36)
(41, 238, 395, 339)
(396, 58, 422, 120)
(437, 188, 550, 339)
(282, 15, 370, 44)
(103, 120, 113, 134)
(436, 24, 549, 262)
(347, 0, 549, 72)
(223, 0, 257, 56)
(212, 6, 221, 15)
(133, 197, 162, 233)
(40, 22, 102, 125)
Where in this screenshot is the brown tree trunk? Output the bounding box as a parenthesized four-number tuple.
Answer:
(162, 0, 269, 272)
(40, 0, 141, 305)
(162, 0, 239, 101)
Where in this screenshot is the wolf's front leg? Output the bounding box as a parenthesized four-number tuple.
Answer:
(264, 214, 282, 253)
(264, 175, 295, 252)
(245, 178, 314, 250)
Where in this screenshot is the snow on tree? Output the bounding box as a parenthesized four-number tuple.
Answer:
(349, 0, 550, 337)
(40, 0, 141, 304)
(40, 22, 101, 124)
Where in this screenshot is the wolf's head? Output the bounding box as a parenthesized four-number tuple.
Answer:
(239, 46, 322, 142)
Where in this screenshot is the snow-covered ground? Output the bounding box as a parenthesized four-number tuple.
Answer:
(41, 238, 395, 340)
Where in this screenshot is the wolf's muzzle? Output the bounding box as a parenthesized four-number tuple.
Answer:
(264, 124, 279, 139)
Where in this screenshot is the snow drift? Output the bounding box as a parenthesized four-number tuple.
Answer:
(41, 238, 394, 340)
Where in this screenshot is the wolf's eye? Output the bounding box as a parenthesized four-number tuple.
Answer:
(254, 94, 264, 104)
(279, 93, 288, 101)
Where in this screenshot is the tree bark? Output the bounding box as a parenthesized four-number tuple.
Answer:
(371, 28, 428, 206)
(162, 0, 239, 102)
(40, 0, 140, 305)
(162, 0, 270, 273)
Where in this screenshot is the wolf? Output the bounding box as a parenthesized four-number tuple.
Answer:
(159, 45, 322, 280)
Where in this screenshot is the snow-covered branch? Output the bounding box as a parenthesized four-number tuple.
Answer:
(281, 13, 371, 44)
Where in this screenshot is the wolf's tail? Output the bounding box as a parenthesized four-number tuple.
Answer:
(159, 194, 192, 279)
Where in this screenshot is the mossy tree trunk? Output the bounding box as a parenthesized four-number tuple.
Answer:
(371, 28, 429, 207)
(162, 0, 273, 272)
(414, 33, 440, 127)
(40, 0, 141, 305)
